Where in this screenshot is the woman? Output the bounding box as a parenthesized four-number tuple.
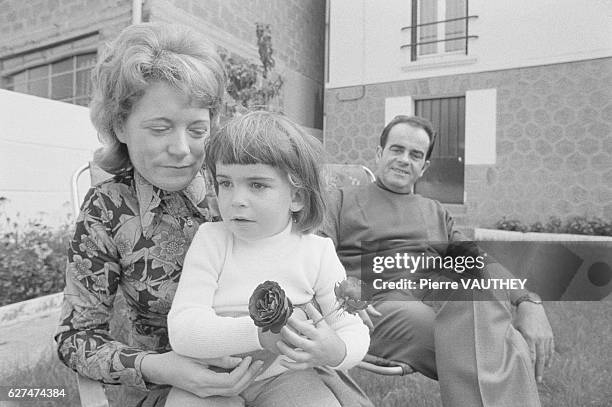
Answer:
(54, 23, 262, 406)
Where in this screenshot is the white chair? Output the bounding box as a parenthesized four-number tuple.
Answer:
(76, 374, 109, 407)
(71, 162, 112, 407)
(320, 163, 375, 189)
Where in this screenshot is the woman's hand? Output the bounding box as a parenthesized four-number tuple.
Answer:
(277, 303, 346, 370)
(140, 351, 263, 398)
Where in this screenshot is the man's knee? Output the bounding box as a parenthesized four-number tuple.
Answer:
(373, 299, 435, 340)
(369, 300, 438, 378)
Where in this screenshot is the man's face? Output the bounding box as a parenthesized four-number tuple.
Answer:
(375, 123, 431, 194)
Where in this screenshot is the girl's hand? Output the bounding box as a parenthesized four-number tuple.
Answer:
(140, 351, 263, 398)
(257, 306, 309, 353)
(257, 328, 283, 354)
(277, 302, 347, 370)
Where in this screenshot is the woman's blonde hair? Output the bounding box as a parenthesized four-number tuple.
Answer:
(205, 111, 326, 234)
(90, 22, 227, 174)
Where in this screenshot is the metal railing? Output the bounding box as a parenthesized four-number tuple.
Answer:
(71, 162, 91, 217)
(401, 15, 478, 61)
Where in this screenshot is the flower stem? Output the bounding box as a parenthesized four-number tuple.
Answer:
(312, 307, 341, 326)
(293, 296, 341, 325)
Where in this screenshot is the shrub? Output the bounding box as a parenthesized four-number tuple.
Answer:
(219, 23, 283, 115)
(494, 218, 528, 232)
(495, 216, 612, 236)
(220, 51, 283, 113)
(544, 216, 564, 233)
(0, 205, 72, 306)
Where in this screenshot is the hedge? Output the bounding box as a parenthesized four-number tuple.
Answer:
(0, 209, 71, 307)
(495, 216, 612, 236)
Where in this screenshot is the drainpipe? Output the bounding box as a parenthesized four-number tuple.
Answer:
(132, 0, 142, 24)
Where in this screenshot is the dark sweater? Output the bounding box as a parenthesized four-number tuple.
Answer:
(321, 181, 526, 301)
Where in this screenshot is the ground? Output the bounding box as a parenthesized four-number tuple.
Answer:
(0, 302, 611, 406)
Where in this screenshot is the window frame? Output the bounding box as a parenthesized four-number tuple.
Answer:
(2, 52, 96, 106)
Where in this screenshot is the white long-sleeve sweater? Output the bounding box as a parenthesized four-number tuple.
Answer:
(168, 221, 370, 379)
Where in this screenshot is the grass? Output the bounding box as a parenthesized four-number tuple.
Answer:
(350, 301, 612, 407)
(350, 371, 442, 407)
(1, 301, 610, 406)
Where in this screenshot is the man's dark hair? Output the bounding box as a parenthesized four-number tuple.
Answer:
(379, 115, 436, 160)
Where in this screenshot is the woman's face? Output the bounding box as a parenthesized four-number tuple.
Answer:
(116, 81, 210, 192)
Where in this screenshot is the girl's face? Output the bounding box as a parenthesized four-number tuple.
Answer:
(116, 81, 210, 192)
(215, 163, 304, 241)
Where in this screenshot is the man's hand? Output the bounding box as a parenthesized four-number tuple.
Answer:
(514, 302, 554, 383)
(357, 304, 382, 331)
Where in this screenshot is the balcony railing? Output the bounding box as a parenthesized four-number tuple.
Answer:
(400, 15, 478, 62)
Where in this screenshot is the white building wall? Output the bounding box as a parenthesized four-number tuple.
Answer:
(328, 0, 612, 88)
(0, 89, 100, 225)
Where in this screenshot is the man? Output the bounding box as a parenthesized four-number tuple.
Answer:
(321, 115, 554, 407)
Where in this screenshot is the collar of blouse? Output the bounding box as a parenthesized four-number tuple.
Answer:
(133, 169, 209, 237)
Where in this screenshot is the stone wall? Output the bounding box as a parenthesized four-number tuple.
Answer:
(324, 58, 612, 227)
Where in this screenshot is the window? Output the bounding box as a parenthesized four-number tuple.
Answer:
(401, 0, 477, 62)
(3, 53, 96, 106)
(414, 96, 465, 203)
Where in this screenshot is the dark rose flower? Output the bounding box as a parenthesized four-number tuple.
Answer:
(249, 281, 293, 333)
(334, 277, 369, 315)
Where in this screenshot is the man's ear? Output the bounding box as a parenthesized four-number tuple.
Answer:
(114, 122, 127, 144)
(375, 145, 383, 164)
(419, 160, 431, 177)
(290, 188, 306, 213)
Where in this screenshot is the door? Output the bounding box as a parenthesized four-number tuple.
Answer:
(414, 96, 465, 203)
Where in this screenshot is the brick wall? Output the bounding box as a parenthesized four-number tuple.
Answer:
(1, 0, 326, 128)
(324, 58, 612, 227)
(0, 0, 131, 59)
(1, 0, 325, 82)
(163, 0, 325, 84)
(152, 0, 326, 128)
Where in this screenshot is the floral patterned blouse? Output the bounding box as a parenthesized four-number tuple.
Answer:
(54, 168, 219, 390)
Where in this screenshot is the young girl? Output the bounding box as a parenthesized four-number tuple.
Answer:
(166, 111, 371, 407)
